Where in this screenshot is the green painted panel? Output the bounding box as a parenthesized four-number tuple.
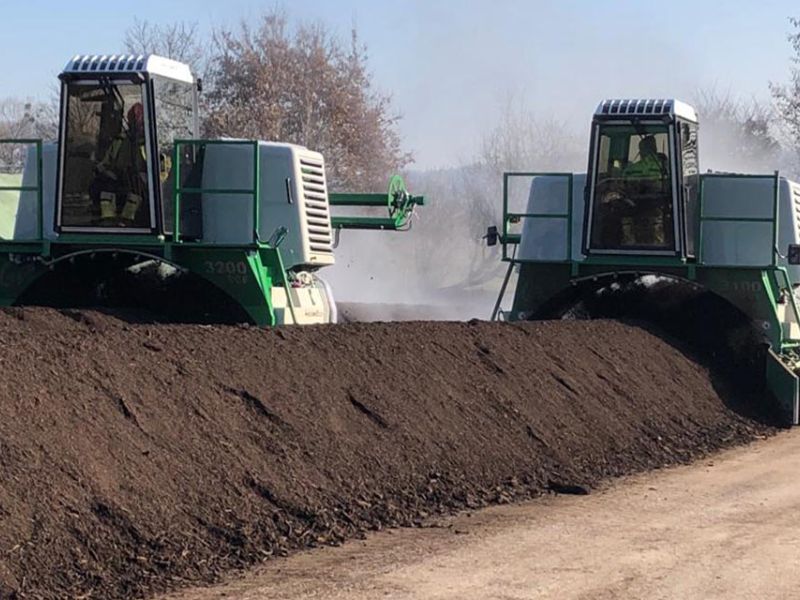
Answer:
(169, 245, 279, 326)
(766, 350, 798, 425)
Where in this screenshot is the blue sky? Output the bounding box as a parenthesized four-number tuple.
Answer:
(1, 0, 797, 167)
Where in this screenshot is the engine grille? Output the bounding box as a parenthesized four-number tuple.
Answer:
(299, 157, 333, 254)
(792, 182, 800, 238)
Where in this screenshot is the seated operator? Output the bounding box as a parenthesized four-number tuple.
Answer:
(618, 135, 670, 247)
(90, 102, 148, 227)
(624, 135, 666, 180)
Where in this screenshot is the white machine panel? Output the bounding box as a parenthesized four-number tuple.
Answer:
(12, 143, 57, 241)
(518, 174, 586, 262)
(699, 175, 800, 276)
(200, 141, 335, 269)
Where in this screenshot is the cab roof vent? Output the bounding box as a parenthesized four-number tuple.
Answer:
(595, 98, 697, 123)
(62, 54, 194, 84)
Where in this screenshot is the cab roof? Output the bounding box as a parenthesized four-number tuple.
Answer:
(62, 54, 194, 84)
(595, 99, 698, 123)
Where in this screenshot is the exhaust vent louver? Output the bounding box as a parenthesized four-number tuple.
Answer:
(792, 183, 800, 239)
(61, 54, 194, 84)
(594, 98, 698, 123)
(598, 99, 673, 116)
(299, 157, 333, 255)
(67, 54, 148, 74)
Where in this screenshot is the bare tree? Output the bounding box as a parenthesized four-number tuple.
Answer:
(0, 99, 57, 140)
(124, 19, 207, 77)
(460, 98, 583, 286)
(406, 98, 585, 295)
(480, 97, 585, 173)
(694, 88, 781, 173)
(0, 99, 58, 171)
(771, 17, 800, 175)
(204, 10, 410, 191)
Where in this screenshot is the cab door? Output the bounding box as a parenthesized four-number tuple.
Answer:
(585, 121, 681, 256)
(56, 77, 158, 234)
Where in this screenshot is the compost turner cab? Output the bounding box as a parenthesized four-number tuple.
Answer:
(491, 98, 800, 425)
(0, 55, 423, 325)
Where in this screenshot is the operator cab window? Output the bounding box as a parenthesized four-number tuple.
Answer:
(589, 124, 675, 252)
(152, 76, 196, 233)
(680, 121, 699, 256)
(60, 82, 154, 231)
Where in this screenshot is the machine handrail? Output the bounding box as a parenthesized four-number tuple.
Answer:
(697, 171, 781, 268)
(172, 139, 261, 244)
(0, 139, 43, 242)
(506, 211, 571, 218)
(501, 171, 574, 262)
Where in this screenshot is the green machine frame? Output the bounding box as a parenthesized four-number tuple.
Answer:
(0, 139, 422, 327)
(493, 171, 800, 424)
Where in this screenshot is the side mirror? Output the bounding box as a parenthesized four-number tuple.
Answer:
(484, 225, 499, 247)
(789, 244, 800, 265)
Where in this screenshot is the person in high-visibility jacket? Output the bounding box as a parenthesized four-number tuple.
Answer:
(619, 135, 670, 247)
(92, 102, 148, 226)
(623, 135, 665, 180)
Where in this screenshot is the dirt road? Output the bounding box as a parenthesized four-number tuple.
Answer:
(163, 430, 800, 600)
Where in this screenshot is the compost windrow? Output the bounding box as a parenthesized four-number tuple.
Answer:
(0, 308, 772, 599)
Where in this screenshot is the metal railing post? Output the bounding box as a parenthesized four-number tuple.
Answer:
(566, 174, 573, 261)
(173, 141, 182, 242)
(36, 140, 43, 241)
(772, 171, 780, 268)
(697, 176, 705, 265)
(252, 141, 260, 243)
(502, 172, 509, 261)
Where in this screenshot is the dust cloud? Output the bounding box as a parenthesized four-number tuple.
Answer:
(323, 93, 797, 323)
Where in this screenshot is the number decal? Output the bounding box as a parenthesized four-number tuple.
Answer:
(731, 281, 760, 293)
(203, 260, 249, 285)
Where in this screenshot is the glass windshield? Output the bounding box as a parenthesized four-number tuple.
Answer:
(589, 124, 675, 251)
(60, 82, 152, 230)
